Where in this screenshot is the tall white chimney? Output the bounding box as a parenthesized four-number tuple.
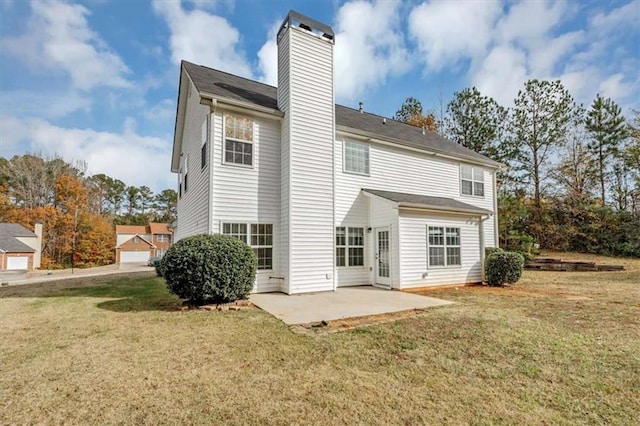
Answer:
(277, 11, 335, 294)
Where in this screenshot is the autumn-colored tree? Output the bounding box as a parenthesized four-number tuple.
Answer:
(394, 97, 438, 131)
(75, 213, 115, 267)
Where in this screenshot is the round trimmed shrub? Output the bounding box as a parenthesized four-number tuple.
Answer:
(162, 234, 257, 304)
(485, 251, 524, 286)
(485, 247, 503, 258)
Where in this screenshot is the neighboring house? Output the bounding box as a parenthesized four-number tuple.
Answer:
(170, 11, 501, 294)
(115, 223, 173, 263)
(0, 223, 43, 271)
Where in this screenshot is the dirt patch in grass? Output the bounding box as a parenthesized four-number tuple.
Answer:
(1, 254, 639, 425)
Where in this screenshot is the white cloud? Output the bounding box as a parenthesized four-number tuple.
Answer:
(1, 115, 174, 191)
(599, 73, 634, 101)
(472, 44, 528, 106)
(143, 98, 176, 123)
(496, 0, 567, 46)
(334, 0, 411, 101)
(256, 22, 279, 87)
(409, 0, 502, 71)
(2, 0, 130, 91)
(152, 0, 253, 78)
(591, 0, 640, 31)
(0, 89, 92, 119)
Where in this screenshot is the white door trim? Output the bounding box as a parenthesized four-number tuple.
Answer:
(374, 226, 391, 288)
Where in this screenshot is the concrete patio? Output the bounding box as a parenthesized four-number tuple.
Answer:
(250, 286, 453, 325)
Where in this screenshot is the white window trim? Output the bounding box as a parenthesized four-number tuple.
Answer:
(460, 164, 485, 198)
(222, 113, 255, 169)
(156, 234, 169, 243)
(335, 226, 366, 268)
(221, 221, 273, 272)
(426, 225, 462, 269)
(342, 140, 370, 176)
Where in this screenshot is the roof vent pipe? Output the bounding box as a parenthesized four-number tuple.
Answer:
(422, 126, 426, 135)
(383, 118, 386, 124)
(358, 102, 363, 113)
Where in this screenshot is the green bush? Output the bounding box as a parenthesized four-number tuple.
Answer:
(485, 251, 525, 286)
(485, 247, 503, 258)
(162, 234, 257, 305)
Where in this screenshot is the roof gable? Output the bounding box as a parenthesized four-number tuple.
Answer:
(0, 223, 37, 253)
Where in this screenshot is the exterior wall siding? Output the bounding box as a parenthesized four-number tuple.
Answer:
(279, 27, 335, 294)
(278, 30, 291, 293)
(334, 134, 496, 288)
(175, 78, 210, 242)
(210, 109, 281, 293)
(399, 211, 482, 287)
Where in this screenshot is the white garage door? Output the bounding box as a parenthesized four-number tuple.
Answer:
(7, 256, 29, 270)
(120, 251, 151, 263)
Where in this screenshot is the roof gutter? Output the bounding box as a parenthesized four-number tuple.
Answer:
(336, 125, 503, 169)
(399, 204, 493, 216)
(199, 92, 284, 120)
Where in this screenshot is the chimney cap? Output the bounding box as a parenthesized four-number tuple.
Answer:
(278, 10, 335, 42)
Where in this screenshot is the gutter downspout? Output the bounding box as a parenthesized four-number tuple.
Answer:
(201, 97, 217, 234)
(479, 215, 488, 283)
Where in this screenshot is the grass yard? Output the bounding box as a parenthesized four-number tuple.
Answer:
(1, 254, 639, 425)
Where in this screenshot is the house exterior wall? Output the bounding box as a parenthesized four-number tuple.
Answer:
(278, 25, 335, 294)
(399, 211, 482, 288)
(1, 252, 34, 271)
(209, 109, 282, 293)
(278, 29, 291, 293)
(175, 77, 211, 241)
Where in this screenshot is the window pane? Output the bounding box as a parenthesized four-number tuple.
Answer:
(336, 247, 346, 266)
(335, 227, 346, 246)
(446, 227, 460, 246)
(254, 247, 272, 270)
(222, 223, 247, 242)
(447, 247, 461, 266)
(473, 167, 483, 181)
(474, 182, 484, 197)
(344, 141, 369, 174)
(462, 180, 473, 195)
(429, 247, 445, 266)
(348, 247, 364, 266)
(348, 227, 364, 246)
(461, 165, 473, 180)
(428, 227, 444, 245)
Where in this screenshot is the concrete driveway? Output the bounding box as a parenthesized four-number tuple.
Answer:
(250, 286, 453, 325)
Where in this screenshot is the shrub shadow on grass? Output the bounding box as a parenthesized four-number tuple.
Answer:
(0, 273, 182, 313)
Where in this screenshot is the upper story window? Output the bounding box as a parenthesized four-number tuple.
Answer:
(344, 141, 369, 175)
(224, 113, 254, 167)
(156, 234, 169, 243)
(183, 154, 189, 193)
(461, 164, 484, 197)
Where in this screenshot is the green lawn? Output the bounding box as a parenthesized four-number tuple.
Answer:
(1, 256, 639, 425)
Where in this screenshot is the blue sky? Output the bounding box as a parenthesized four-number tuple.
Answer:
(1, 0, 638, 192)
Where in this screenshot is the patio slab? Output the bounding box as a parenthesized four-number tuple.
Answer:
(250, 286, 453, 325)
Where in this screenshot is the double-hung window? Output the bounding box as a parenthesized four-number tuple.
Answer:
(335, 226, 364, 267)
(224, 113, 254, 166)
(344, 141, 369, 175)
(222, 223, 272, 270)
(427, 226, 461, 267)
(461, 164, 484, 196)
(183, 154, 189, 193)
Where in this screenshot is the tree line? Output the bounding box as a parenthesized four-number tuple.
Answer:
(0, 154, 177, 268)
(395, 81, 639, 257)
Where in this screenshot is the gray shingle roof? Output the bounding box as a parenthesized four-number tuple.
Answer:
(182, 61, 501, 168)
(362, 189, 493, 215)
(0, 223, 36, 253)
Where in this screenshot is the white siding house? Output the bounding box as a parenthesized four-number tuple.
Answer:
(170, 11, 502, 294)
